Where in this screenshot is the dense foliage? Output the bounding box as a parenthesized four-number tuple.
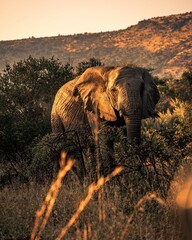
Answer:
(76, 58, 102, 75)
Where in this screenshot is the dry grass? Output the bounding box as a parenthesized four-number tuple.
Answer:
(120, 192, 166, 240)
(0, 166, 185, 240)
(31, 156, 74, 240)
(56, 167, 123, 240)
(30, 152, 123, 240)
(1, 181, 183, 240)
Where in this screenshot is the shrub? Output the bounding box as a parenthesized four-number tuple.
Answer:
(0, 56, 74, 177)
(167, 68, 192, 102)
(113, 99, 192, 197)
(31, 132, 86, 181)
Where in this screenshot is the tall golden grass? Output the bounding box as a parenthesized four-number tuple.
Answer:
(56, 167, 123, 240)
(30, 152, 123, 240)
(31, 154, 74, 240)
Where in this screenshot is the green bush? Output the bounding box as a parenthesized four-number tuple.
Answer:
(167, 68, 192, 102)
(30, 132, 86, 181)
(0, 56, 74, 174)
(112, 99, 192, 198)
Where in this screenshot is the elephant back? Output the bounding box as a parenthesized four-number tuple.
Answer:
(51, 78, 88, 132)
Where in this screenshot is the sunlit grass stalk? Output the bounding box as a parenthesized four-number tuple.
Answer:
(31, 153, 74, 240)
(120, 192, 166, 240)
(94, 113, 105, 222)
(56, 166, 124, 240)
(83, 224, 88, 240)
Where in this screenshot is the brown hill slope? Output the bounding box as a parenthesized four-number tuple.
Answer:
(0, 12, 191, 78)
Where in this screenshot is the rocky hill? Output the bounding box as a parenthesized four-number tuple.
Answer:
(0, 12, 191, 78)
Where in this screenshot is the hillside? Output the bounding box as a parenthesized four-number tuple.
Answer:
(0, 12, 192, 78)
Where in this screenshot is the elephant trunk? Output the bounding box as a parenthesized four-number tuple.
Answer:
(118, 88, 142, 144)
(124, 116, 141, 145)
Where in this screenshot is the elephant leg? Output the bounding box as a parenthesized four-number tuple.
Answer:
(98, 132, 115, 176)
(66, 149, 86, 184)
(86, 112, 115, 176)
(50, 112, 65, 178)
(83, 145, 96, 182)
(52, 149, 60, 180)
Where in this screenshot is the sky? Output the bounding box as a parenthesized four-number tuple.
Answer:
(1, 0, 192, 41)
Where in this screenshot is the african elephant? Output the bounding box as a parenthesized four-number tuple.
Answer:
(51, 66, 160, 177)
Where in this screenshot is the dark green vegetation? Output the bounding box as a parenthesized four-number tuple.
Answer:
(0, 12, 192, 77)
(0, 56, 192, 239)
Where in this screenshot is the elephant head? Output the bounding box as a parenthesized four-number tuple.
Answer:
(74, 66, 160, 143)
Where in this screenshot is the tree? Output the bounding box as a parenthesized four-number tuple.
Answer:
(167, 68, 192, 102)
(0, 56, 74, 167)
(76, 58, 102, 75)
(182, 68, 192, 86)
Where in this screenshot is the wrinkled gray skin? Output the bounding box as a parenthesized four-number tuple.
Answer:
(51, 66, 160, 178)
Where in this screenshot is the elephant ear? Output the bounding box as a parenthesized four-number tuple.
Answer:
(142, 70, 160, 119)
(74, 67, 117, 122)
